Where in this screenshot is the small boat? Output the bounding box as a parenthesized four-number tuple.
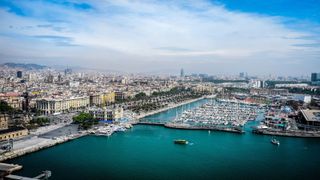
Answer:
(271, 138, 280, 146)
(174, 139, 188, 145)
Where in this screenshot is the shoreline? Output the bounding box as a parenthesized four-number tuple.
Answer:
(0, 97, 206, 162)
(0, 132, 88, 162)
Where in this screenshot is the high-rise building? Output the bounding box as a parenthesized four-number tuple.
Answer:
(180, 68, 185, 77)
(58, 74, 62, 82)
(46, 74, 54, 83)
(239, 72, 245, 78)
(311, 73, 320, 85)
(64, 68, 72, 76)
(17, 71, 22, 78)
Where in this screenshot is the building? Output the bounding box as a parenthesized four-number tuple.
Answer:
(311, 73, 320, 85)
(250, 88, 288, 95)
(239, 72, 245, 78)
(296, 109, 320, 130)
(250, 80, 265, 88)
(46, 74, 54, 83)
(0, 127, 28, 141)
(290, 94, 312, 104)
(103, 92, 115, 105)
(192, 84, 215, 93)
(115, 91, 125, 101)
(0, 93, 23, 110)
(36, 96, 90, 115)
(69, 81, 80, 87)
(28, 73, 35, 82)
(180, 68, 185, 78)
(57, 74, 62, 83)
(88, 107, 123, 121)
(64, 68, 72, 76)
(0, 114, 9, 130)
(89, 94, 104, 106)
(16, 71, 22, 78)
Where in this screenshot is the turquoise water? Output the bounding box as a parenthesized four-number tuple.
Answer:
(6, 100, 320, 180)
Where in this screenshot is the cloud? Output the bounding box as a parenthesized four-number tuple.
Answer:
(0, 0, 319, 75)
(33, 35, 78, 46)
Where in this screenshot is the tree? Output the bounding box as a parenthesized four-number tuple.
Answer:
(135, 92, 147, 100)
(0, 101, 14, 113)
(72, 112, 97, 130)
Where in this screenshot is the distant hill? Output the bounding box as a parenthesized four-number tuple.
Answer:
(2, 63, 47, 70)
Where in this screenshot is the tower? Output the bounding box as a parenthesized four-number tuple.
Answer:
(17, 71, 22, 78)
(180, 68, 184, 78)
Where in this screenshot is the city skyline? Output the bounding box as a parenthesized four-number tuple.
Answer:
(0, 0, 319, 75)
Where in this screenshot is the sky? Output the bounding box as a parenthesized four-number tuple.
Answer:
(0, 0, 319, 76)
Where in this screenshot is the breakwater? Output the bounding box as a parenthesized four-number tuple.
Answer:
(252, 129, 320, 138)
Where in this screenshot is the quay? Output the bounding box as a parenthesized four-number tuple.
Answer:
(0, 132, 88, 162)
(252, 129, 320, 138)
(164, 123, 244, 134)
(0, 162, 51, 180)
(136, 122, 244, 133)
(0, 163, 22, 177)
(137, 122, 165, 126)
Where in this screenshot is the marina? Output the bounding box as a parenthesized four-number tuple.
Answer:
(166, 99, 263, 133)
(5, 124, 320, 180)
(2, 98, 320, 179)
(175, 100, 260, 126)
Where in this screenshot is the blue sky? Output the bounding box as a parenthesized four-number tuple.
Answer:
(0, 0, 319, 75)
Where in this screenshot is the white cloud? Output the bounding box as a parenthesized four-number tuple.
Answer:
(0, 0, 319, 75)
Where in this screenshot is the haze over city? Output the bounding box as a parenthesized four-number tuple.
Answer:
(0, 0, 319, 75)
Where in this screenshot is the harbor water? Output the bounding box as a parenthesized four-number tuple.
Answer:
(6, 99, 320, 180)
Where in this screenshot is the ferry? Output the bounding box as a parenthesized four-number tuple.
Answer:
(271, 138, 280, 146)
(174, 139, 188, 145)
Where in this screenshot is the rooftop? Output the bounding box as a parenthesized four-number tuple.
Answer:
(301, 109, 320, 122)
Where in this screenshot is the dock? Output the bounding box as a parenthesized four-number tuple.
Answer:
(136, 122, 244, 133)
(165, 123, 245, 134)
(0, 163, 22, 177)
(0, 163, 51, 180)
(252, 129, 320, 138)
(137, 122, 165, 126)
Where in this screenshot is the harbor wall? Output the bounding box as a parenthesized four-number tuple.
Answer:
(253, 129, 320, 138)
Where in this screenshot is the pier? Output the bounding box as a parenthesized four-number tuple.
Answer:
(0, 163, 22, 177)
(137, 122, 165, 126)
(136, 122, 244, 133)
(164, 123, 245, 134)
(252, 128, 320, 138)
(0, 163, 51, 180)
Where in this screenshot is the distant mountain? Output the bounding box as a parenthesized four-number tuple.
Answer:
(2, 63, 47, 70)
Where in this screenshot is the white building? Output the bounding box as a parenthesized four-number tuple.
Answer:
(88, 107, 123, 121)
(36, 96, 90, 115)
